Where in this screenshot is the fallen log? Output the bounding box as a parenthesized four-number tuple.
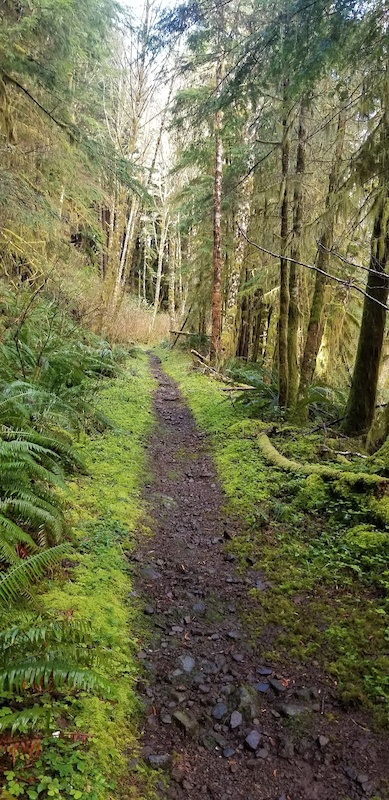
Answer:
(257, 432, 387, 488)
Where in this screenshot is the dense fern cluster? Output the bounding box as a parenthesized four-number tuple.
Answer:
(0, 285, 124, 743)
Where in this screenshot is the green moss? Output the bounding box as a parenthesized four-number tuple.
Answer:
(160, 349, 389, 724)
(5, 355, 158, 800)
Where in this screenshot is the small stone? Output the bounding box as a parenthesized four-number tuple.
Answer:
(171, 625, 184, 634)
(227, 630, 240, 640)
(357, 773, 370, 786)
(271, 709, 281, 718)
(318, 735, 329, 748)
(193, 601, 206, 613)
(279, 703, 309, 717)
(199, 683, 211, 693)
(230, 711, 243, 729)
(232, 653, 245, 663)
(184, 615, 191, 625)
(182, 780, 192, 791)
(147, 754, 171, 769)
(257, 666, 272, 676)
(180, 655, 195, 673)
(223, 747, 236, 758)
(212, 732, 228, 748)
(173, 710, 198, 737)
(278, 736, 294, 760)
(230, 763, 239, 774)
(245, 730, 262, 751)
(344, 766, 358, 781)
(144, 604, 155, 615)
(137, 650, 147, 660)
(256, 748, 269, 759)
(160, 713, 172, 725)
(200, 659, 219, 674)
(213, 703, 228, 720)
(255, 682, 269, 693)
(296, 687, 319, 701)
(269, 678, 287, 694)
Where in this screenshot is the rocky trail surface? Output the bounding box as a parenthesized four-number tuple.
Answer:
(131, 356, 389, 800)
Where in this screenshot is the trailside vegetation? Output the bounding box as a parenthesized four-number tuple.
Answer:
(161, 350, 389, 721)
(0, 283, 157, 799)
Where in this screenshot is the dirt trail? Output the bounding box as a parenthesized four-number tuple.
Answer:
(133, 356, 388, 800)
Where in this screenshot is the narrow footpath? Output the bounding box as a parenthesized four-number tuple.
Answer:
(133, 356, 388, 800)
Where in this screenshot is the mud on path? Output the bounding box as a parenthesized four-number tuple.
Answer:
(133, 356, 389, 800)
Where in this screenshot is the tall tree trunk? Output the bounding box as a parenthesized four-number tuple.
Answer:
(278, 99, 290, 407)
(251, 289, 263, 362)
(151, 211, 169, 330)
(296, 108, 346, 414)
(287, 98, 307, 409)
(168, 232, 176, 330)
(210, 63, 223, 366)
(342, 195, 389, 435)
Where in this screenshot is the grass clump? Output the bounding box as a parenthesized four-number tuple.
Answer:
(160, 349, 389, 724)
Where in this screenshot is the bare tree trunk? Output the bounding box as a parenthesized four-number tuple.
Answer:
(287, 98, 308, 409)
(210, 63, 223, 366)
(168, 232, 176, 330)
(278, 97, 290, 407)
(151, 211, 169, 330)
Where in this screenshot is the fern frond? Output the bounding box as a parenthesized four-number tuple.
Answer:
(0, 704, 51, 734)
(0, 543, 72, 604)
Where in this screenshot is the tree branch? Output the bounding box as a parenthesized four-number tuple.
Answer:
(238, 226, 389, 312)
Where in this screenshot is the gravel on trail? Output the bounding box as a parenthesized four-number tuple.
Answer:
(132, 355, 389, 800)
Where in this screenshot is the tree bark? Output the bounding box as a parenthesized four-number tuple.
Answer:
(297, 108, 346, 414)
(342, 196, 389, 435)
(151, 211, 169, 330)
(287, 99, 307, 409)
(210, 63, 223, 366)
(278, 101, 290, 407)
(168, 232, 176, 330)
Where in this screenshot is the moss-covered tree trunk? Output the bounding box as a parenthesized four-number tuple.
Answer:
(252, 289, 263, 362)
(278, 103, 290, 407)
(287, 98, 307, 409)
(296, 108, 346, 418)
(342, 197, 389, 435)
(210, 63, 223, 366)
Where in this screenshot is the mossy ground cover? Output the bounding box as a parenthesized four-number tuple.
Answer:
(160, 349, 389, 725)
(1, 352, 158, 800)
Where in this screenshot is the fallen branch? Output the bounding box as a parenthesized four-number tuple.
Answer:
(257, 433, 387, 487)
(220, 385, 257, 391)
(190, 350, 234, 384)
(170, 330, 209, 337)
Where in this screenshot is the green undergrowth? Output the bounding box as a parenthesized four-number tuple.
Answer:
(1, 353, 158, 800)
(160, 350, 389, 725)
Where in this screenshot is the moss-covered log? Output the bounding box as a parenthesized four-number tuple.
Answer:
(257, 433, 387, 487)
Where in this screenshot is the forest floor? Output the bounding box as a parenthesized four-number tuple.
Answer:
(132, 354, 389, 800)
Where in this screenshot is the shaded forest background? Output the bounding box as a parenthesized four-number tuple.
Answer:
(2, 0, 389, 446)
(1, 0, 389, 796)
